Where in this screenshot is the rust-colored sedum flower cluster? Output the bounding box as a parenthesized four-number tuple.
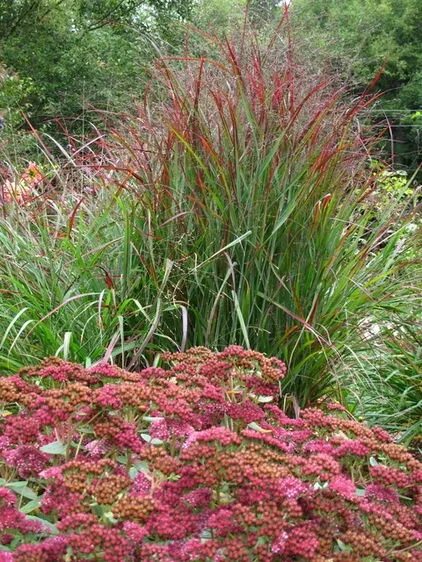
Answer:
(0, 346, 421, 561)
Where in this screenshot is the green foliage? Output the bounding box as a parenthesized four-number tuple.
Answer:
(376, 169, 413, 198)
(0, 0, 194, 136)
(193, 0, 247, 35)
(291, 0, 422, 173)
(247, 0, 281, 26)
(0, 67, 34, 127)
(347, 322, 422, 446)
(292, 0, 421, 84)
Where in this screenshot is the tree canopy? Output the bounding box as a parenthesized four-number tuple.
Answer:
(0, 0, 194, 132)
(291, 0, 422, 171)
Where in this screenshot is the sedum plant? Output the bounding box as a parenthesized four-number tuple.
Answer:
(0, 348, 421, 561)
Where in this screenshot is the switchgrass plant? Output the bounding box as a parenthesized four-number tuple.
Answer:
(0, 20, 419, 417)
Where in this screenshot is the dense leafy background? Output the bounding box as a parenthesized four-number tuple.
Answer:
(0, 0, 194, 138)
(291, 0, 422, 173)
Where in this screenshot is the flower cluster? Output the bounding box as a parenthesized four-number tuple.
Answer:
(0, 346, 421, 561)
(0, 163, 44, 205)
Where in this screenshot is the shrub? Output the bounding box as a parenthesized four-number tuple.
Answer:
(0, 347, 421, 561)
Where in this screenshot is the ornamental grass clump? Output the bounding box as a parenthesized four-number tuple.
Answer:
(1, 15, 419, 418)
(0, 347, 421, 561)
